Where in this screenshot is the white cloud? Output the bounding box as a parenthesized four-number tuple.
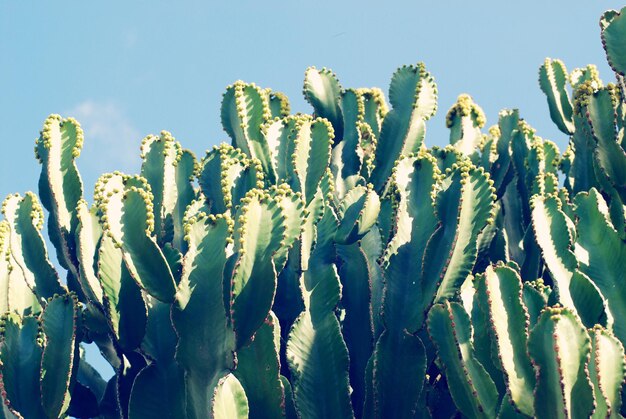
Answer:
(65, 100, 143, 196)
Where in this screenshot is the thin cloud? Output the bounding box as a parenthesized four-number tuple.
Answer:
(65, 100, 142, 197)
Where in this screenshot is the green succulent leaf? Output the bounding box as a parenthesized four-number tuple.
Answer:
(446, 94, 487, 155)
(574, 189, 626, 345)
(539, 59, 575, 134)
(75, 200, 104, 306)
(370, 330, 427, 418)
(35, 115, 85, 295)
(287, 310, 353, 419)
(303, 67, 344, 139)
(140, 132, 196, 249)
(2, 193, 64, 301)
(381, 152, 438, 332)
(97, 234, 147, 351)
(427, 301, 499, 418)
(40, 293, 79, 419)
(199, 143, 264, 215)
(424, 162, 496, 306)
(601, 7, 626, 76)
(370, 63, 437, 193)
(96, 174, 177, 302)
(173, 213, 234, 419)
(589, 326, 625, 418)
(0, 221, 39, 315)
(336, 243, 374, 417)
(586, 87, 626, 198)
(0, 314, 46, 419)
(128, 362, 186, 419)
(229, 189, 286, 348)
(235, 312, 286, 419)
(212, 374, 249, 419)
(531, 194, 606, 327)
(527, 306, 595, 419)
(221, 81, 274, 181)
(482, 265, 535, 416)
(336, 184, 380, 245)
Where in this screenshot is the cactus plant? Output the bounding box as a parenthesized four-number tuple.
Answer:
(1, 6, 626, 419)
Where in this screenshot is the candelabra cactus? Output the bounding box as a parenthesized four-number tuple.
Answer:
(1, 6, 626, 419)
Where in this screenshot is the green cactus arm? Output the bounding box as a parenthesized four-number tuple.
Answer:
(273, 244, 305, 337)
(331, 89, 366, 197)
(199, 144, 264, 215)
(303, 67, 344, 139)
(269, 184, 305, 273)
(97, 234, 147, 351)
(370, 63, 437, 193)
(539, 59, 575, 134)
(75, 349, 106, 403)
(424, 163, 496, 305)
(601, 7, 626, 77)
(234, 312, 285, 419)
(489, 110, 519, 196)
(469, 273, 507, 396)
(0, 314, 46, 418)
(527, 306, 595, 419)
(499, 182, 525, 266)
(2, 193, 65, 300)
(212, 374, 249, 419)
(530, 195, 606, 327)
(482, 265, 536, 417)
(221, 81, 275, 181)
(361, 88, 387, 139)
(336, 243, 374, 418)
(128, 362, 186, 419)
(570, 65, 602, 90)
(523, 280, 551, 328)
(129, 294, 186, 418)
(173, 212, 233, 416)
(75, 200, 104, 306)
(280, 376, 297, 419)
(267, 90, 291, 119)
(35, 115, 85, 293)
(368, 330, 426, 418)
(359, 228, 385, 340)
(336, 185, 380, 245)
(430, 145, 465, 174)
(96, 174, 177, 302)
(567, 114, 601, 194)
(140, 295, 178, 364)
(588, 326, 625, 418)
(116, 351, 148, 418)
(586, 87, 626, 197)
(446, 94, 487, 155)
(40, 293, 79, 418)
(286, 310, 354, 419)
(229, 189, 287, 348)
(299, 174, 329, 272)
(286, 207, 353, 419)
(262, 116, 297, 184)
(290, 117, 334, 205)
(381, 153, 439, 332)
(0, 221, 39, 315)
(66, 381, 99, 419)
(140, 132, 195, 249)
(427, 301, 499, 418)
(574, 189, 626, 344)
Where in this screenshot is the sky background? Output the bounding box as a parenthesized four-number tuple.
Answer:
(0, 1, 623, 376)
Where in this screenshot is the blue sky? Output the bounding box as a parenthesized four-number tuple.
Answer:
(0, 1, 623, 376)
(0, 1, 622, 202)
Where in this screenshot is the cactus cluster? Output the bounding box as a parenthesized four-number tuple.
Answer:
(1, 6, 626, 419)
